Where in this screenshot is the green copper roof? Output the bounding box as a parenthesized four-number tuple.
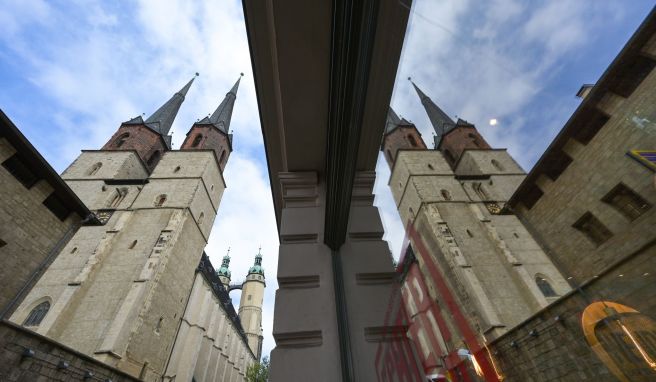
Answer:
(217, 252, 231, 278)
(248, 249, 265, 276)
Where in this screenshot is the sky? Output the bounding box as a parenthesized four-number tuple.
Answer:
(0, 0, 653, 362)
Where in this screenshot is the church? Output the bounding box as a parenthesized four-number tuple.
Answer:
(0, 75, 264, 381)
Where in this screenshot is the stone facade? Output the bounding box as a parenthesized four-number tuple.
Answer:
(164, 255, 255, 381)
(509, 19, 656, 285)
(0, 320, 139, 382)
(0, 112, 90, 320)
(181, 123, 232, 172)
(238, 263, 265, 359)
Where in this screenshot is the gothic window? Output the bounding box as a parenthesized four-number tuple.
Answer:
(147, 150, 160, 167)
(154, 194, 167, 207)
(444, 149, 455, 164)
(535, 275, 557, 297)
(602, 183, 651, 221)
(23, 301, 50, 326)
(192, 134, 203, 147)
(573, 212, 612, 246)
(70, 247, 77, 254)
(155, 317, 163, 334)
(129, 240, 137, 249)
(407, 135, 418, 147)
(210, 184, 214, 191)
(115, 133, 129, 148)
(491, 159, 504, 171)
(427, 164, 434, 170)
(2, 154, 38, 189)
(473, 182, 490, 201)
(198, 212, 205, 225)
(441, 189, 452, 201)
(466, 229, 474, 238)
(87, 162, 102, 176)
(174, 166, 181, 173)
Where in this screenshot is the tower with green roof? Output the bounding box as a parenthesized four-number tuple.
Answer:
(238, 248, 266, 360)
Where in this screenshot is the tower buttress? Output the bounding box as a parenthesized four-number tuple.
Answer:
(381, 107, 427, 169)
(102, 75, 197, 172)
(238, 248, 265, 360)
(181, 74, 242, 172)
(410, 78, 490, 168)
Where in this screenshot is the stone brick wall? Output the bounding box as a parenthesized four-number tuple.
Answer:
(0, 320, 138, 382)
(487, 241, 656, 382)
(102, 124, 168, 173)
(0, 138, 81, 317)
(512, 32, 656, 284)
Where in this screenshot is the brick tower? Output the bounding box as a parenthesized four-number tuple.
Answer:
(181, 74, 241, 171)
(381, 106, 427, 168)
(102, 75, 197, 172)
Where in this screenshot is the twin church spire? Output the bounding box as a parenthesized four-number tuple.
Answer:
(103, 73, 243, 172)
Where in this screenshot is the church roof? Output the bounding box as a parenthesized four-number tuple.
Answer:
(198, 74, 242, 135)
(409, 78, 455, 147)
(218, 252, 231, 278)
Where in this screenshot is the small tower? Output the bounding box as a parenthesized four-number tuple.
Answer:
(410, 78, 490, 167)
(217, 251, 232, 289)
(181, 74, 242, 171)
(102, 75, 197, 172)
(238, 248, 265, 360)
(381, 106, 427, 168)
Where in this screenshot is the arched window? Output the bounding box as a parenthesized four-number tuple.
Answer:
(23, 301, 50, 326)
(407, 135, 418, 147)
(87, 162, 102, 176)
(115, 133, 129, 148)
(219, 150, 226, 165)
(441, 189, 452, 201)
(108, 188, 127, 208)
(174, 166, 181, 173)
(198, 212, 205, 225)
(535, 275, 557, 297)
(466, 229, 474, 238)
(491, 159, 504, 171)
(147, 150, 160, 167)
(129, 240, 137, 249)
(444, 149, 455, 164)
(192, 134, 203, 147)
(427, 164, 434, 170)
(155, 194, 167, 207)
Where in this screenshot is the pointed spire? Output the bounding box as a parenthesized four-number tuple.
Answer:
(409, 77, 455, 141)
(206, 73, 243, 134)
(385, 107, 401, 134)
(144, 73, 198, 136)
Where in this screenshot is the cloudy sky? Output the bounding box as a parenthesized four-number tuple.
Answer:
(0, 0, 653, 361)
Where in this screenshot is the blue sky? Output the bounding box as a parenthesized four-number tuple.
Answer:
(0, 0, 653, 360)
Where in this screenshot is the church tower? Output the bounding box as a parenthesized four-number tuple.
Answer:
(381, 106, 427, 168)
(218, 251, 232, 289)
(9, 77, 243, 380)
(102, 75, 197, 172)
(238, 249, 265, 360)
(181, 74, 242, 171)
(386, 79, 570, 354)
(411, 79, 491, 167)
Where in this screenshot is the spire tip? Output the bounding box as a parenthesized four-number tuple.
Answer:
(195, 72, 199, 77)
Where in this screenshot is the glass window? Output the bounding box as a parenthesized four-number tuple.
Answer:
(535, 275, 557, 297)
(23, 301, 50, 326)
(602, 183, 651, 221)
